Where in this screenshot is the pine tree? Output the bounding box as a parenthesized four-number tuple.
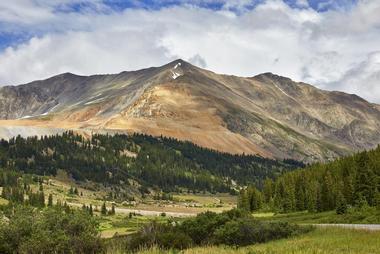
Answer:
(109, 203, 116, 215)
(321, 171, 335, 211)
(101, 202, 107, 215)
(354, 152, 377, 206)
(64, 201, 70, 213)
(335, 191, 347, 215)
(355, 193, 368, 209)
(375, 190, 380, 211)
(39, 191, 45, 207)
(238, 189, 249, 211)
(48, 193, 53, 207)
(248, 186, 262, 211)
(263, 178, 273, 203)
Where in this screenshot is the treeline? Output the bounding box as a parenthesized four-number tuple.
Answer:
(239, 146, 380, 213)
(0, 132, 300, 193)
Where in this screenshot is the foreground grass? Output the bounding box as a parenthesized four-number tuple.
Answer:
(135, 227, 380, 254)
(256, 208, 380, 224)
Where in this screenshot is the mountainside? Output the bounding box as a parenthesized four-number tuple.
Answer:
(1, 59, 380, 162)
(0, 132, 299, 191)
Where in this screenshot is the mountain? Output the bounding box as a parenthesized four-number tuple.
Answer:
(0, 59, 380, 162)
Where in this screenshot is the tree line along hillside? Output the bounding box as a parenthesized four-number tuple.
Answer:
(0, 131, 301, 193)
(239, 145, 380, 213)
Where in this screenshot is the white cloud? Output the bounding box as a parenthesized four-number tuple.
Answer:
(330, 51, 380, 103)
(295, 0, 309, 8)
(0, 0, 380, 103)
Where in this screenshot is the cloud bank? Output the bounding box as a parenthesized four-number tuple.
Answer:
(0, 0, 379, 103)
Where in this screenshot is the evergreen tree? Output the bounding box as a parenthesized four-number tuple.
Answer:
(101, 202, 107, 215)
(109, 203, 116, 215)
(263, 178, 273, 203)
(89, 204, 93, 216)
(335, 191, 347, 215)
(48, 193, 53, 207)
(321, 171, 335, 211)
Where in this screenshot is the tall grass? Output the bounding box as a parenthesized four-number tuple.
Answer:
(134, 227, 380, 254)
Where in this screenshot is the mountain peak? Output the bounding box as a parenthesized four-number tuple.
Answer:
(1, 61, 380, 163)
(253, 72, 293, 83)
(163, 59, 194, 69)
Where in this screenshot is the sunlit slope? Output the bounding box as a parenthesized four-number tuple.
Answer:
(1, 60, 379, 162)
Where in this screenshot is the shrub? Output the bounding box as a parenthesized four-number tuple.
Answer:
(179, 211, 230, 244)
(156, 231, 192, 249)
(0, 206, 103, 254)
(127, 209, 313, 250)
(213, 218, 312, 247)
(128, 221, 192, 251)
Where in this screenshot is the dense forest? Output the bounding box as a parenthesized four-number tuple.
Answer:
(0, 132, 301, 193)
(239, 145, 380, 213)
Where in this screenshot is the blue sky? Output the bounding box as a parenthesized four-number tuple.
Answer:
(58, 0, 358, 13)
(0, 0, 379, 102)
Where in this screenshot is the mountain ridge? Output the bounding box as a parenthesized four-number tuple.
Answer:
(0, 59, 379, 162)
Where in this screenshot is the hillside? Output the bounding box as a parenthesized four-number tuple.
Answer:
(1, 60, 380, 162)
(239, 144, 380, 214)
(0, 132, 299, 193)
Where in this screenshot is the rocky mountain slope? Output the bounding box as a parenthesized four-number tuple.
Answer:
(1, 59, 379, 162)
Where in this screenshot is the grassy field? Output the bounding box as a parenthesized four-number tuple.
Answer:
(99, 213, 175, 238)
(255, 209, 380, 224)
(173, 193, 236, 207)
(36, 173, 236, 213)
(28, 175, 236, 238)
(135, 227, 380, 254)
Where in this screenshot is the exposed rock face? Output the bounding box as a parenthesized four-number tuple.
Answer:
(1, 59, 379, 162)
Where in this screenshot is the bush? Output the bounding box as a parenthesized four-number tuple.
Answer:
(179, 211, 230, 244)
(127, 209, 313, 250)
(213, 218, 312, 246)
(156, 231, 192, 249)
(0, 206, 103, 254)
(128, 221, 192, 251)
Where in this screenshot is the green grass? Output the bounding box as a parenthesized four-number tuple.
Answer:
(99, 214, 174, 238)
(258, 208, 380, 224)
(135, 227, 380, 254)
(0, 197, 9, 205)
(252, 212, 275, 218)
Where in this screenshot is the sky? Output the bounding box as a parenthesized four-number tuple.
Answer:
(0, 0, 379, 103)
